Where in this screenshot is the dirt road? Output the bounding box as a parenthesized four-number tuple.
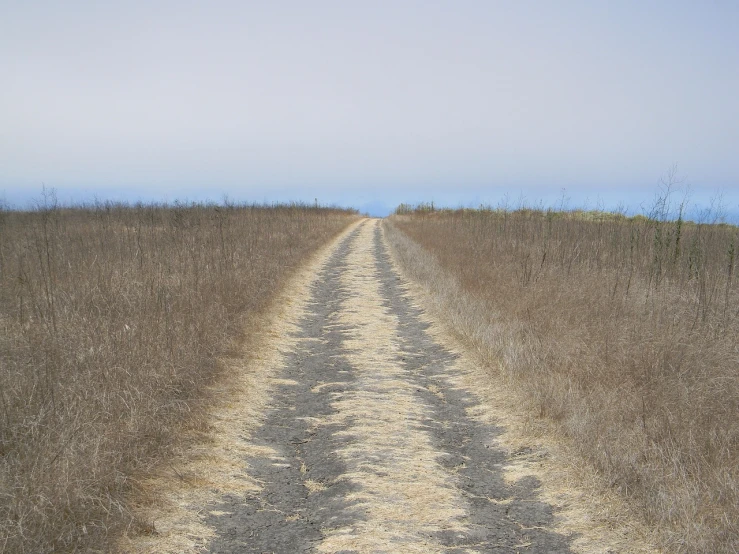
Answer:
(204, 220, 572, 553)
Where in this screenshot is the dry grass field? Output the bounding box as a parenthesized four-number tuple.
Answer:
(0, 196, 357, 553)
(387, 203, 739, 552)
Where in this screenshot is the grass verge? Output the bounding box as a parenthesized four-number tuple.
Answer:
(385, 208, 738, 553)
(0, 199, 357, 553)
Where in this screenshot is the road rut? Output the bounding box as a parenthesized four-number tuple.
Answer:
(206, 220, 572, 553)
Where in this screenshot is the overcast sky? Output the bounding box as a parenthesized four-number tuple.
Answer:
(2, 1, 738, 217)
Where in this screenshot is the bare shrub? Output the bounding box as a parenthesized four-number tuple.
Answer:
(0, 200, 356, 553)
(386, 202, 739, 553)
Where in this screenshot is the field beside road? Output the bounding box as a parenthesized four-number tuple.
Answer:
(387, 206, 739, 553)
(0, 200, 357, 553)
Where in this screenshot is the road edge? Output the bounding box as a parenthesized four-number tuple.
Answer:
(115, 218, 366, 554)
(381, 219, 662, 554)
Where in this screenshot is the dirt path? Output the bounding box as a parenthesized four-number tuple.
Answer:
(205, 220, 572, 553)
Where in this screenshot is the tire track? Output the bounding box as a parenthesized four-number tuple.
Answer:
(206, 220, 572, 553)
(316, 221, 467, 552)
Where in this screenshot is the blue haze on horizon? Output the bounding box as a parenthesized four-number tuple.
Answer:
(1, 1, 738, 219)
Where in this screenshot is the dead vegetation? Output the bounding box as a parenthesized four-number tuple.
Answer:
(386, 197, 739, 553)
(0, 194, 356, 553)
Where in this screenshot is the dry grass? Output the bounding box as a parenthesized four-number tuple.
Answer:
(383, 224, 659, 553)
(118, 219, 363, 554)
(0, 196, 357, 553)
(386, 205, 739, 553)
(319, 221, 467, 553)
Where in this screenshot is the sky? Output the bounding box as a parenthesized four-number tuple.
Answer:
(1, 1, 738, 218)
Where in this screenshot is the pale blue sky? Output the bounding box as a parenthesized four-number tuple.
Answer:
(1, 1, 738, 217)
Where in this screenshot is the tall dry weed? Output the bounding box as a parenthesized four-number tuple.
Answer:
(0, 199, 356, 553)
(387, 207, 738, 553)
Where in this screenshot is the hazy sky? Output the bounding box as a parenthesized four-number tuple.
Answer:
(2, 1, 738, 216)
